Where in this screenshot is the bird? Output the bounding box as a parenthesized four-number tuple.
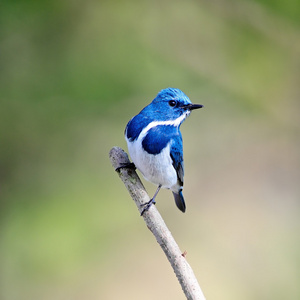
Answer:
(124, 88, 203, 215)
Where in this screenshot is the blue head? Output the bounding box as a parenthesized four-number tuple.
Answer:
(126, 88, 203, 141)
(140, 88, 202, 122)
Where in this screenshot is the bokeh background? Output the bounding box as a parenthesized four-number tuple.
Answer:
(1, 0, 300, 299)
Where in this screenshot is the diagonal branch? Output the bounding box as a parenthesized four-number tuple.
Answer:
(109, 146, 206, 300)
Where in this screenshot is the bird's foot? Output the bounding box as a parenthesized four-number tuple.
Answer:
(140, 198, 156, 216)
(115, 162, 136, 172)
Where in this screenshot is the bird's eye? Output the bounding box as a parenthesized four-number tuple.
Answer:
(168, 100, 177, 107)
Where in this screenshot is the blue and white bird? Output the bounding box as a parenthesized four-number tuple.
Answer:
(125, 88, 203, 215)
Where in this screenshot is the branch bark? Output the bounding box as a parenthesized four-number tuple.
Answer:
(109, 146, 206, 300)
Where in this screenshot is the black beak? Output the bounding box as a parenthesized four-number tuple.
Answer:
(183, 103, 203, 110)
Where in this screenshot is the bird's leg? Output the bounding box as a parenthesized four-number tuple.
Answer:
(115, 162, 136, 172)
(140, 185, 162, 216)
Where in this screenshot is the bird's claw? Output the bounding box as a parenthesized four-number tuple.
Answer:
(140, 198, 156, 216)
(115, 162, 136, 172)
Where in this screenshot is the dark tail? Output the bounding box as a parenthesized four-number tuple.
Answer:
(172, 190, 186, 213)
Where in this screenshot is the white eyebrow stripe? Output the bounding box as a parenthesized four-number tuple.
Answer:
(139, 111, 189, 140)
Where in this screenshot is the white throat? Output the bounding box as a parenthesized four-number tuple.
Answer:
(139, 111, 189, 140)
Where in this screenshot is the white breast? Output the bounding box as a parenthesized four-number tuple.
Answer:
(126, 136, 177, 190)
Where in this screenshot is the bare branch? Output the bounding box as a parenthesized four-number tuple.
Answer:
(109, 146, 206, 300)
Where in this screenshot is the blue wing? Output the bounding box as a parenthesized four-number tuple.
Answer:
(170, 134, 186, 212)
(170, 132, 184, 187)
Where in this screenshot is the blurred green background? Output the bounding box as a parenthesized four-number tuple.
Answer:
(1, 0, 300, 299)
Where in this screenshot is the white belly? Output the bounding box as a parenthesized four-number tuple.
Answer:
(126, 138, 177, 190)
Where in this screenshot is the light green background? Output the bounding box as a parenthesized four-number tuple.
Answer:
(1, 0, 299, 299)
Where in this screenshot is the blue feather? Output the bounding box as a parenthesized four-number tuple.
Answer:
(142, 125, 176, 155)
(170, 132, 184, 186)
(125, 114, 151, 141)
(173, 190, 186, 212)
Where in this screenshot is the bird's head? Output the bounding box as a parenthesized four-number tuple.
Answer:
(142, 88, 203, 122)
